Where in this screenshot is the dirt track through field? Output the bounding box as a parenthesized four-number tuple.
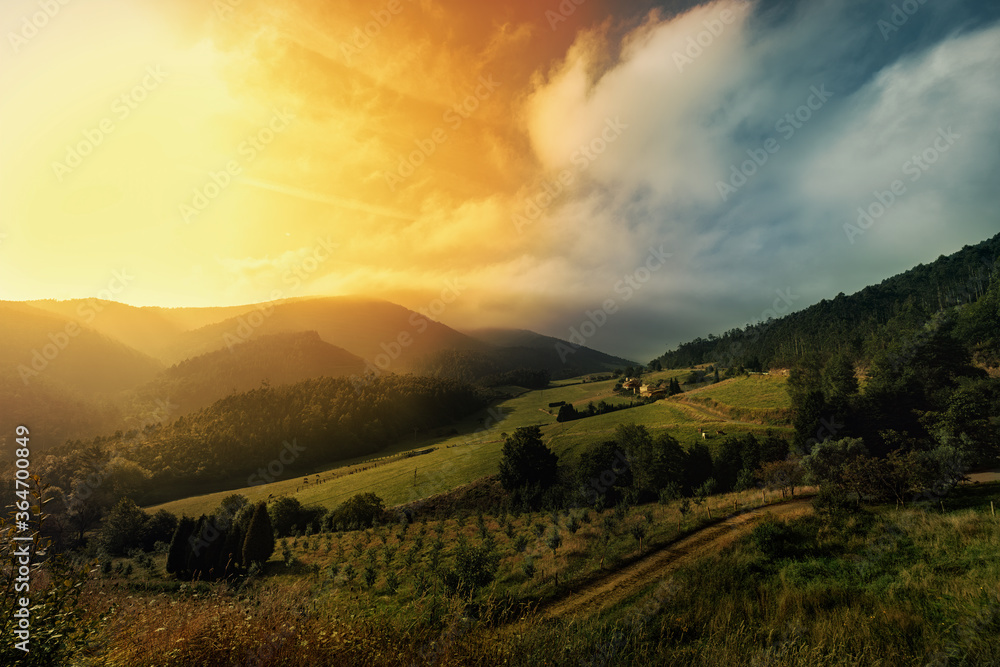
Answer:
(538, 498, 813, 620)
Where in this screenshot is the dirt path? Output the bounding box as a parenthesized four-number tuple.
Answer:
(674, 396, 736, 423)
(538, 498, 813, 620)
(968, 469, 1000, 484)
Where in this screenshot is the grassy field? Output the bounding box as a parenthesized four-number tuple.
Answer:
(666, 374, 794, 426)
(147, 373, 792, 518)
(78, 482, 1000, 666)
(683, 374, 792, 409)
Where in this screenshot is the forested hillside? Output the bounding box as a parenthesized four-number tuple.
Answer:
(45, 374, 490, 505)
(417, 341, 632, 386)
(129, 331, 367, 416)
(656, 234, 1000, 370)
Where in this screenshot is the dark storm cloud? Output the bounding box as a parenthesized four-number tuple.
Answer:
(528, 0, 1000, 362)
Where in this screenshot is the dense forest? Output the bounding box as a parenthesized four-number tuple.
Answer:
(656, 234, 1000, 370)
(39, 374, 491, 510)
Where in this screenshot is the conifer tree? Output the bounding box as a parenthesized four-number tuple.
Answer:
(242, 502, 275, 567)
(166, 516, 196, 576)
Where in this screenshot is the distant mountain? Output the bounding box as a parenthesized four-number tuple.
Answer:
(0, 302, 163, 451)
(0, 302, 163, 395)
(656, 233, 1000, 370)
(131, 331, 367, 417)
(0, 297, 637, 454)
(0, 364, 122, 451)
(466, 328, 636, 366)
(26, 299, 260, 361)
(158, 297, 489, 367)
(420, 328, 636, 382)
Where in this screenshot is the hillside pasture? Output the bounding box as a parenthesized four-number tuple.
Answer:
(147, 372, 793, 518)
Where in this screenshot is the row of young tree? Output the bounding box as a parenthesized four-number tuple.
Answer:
(555, 398, 655, 423)
(497, 424, 795, 511)
(93, 489, 393, 581)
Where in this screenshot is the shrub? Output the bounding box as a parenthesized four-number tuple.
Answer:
(97, 498, 149, 556)
(547, 529, 562, 555)
(141, 509, 179, 552)
(328, 493, 386, 530)
(750, 517, 798, 559)
(442, 538, 499, 596)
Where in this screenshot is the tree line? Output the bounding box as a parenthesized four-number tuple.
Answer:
(497, 424, 795, 512)
(655, 234, 999, 371)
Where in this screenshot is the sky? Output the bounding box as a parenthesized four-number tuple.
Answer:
(1, 0, 998, 362)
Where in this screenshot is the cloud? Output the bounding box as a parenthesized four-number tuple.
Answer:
(520, 0, 1000, 361)
(7, 0, 999, 363)
(238, 177, 417, 220)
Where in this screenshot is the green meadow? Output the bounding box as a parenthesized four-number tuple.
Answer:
(148, 372, 792, 518)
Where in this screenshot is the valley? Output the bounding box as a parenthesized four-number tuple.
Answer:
(147, 371, 791, 518)
(6, 1, 1000, 663)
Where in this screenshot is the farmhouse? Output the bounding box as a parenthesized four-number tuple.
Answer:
(639, 384, 667, 400)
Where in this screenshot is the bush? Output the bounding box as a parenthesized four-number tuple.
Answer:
(812, 484, 856, 519)
(328, 493, 386, 530)
(577, 440, 632, 505)
(97, 498, 149, 556)
(141, 509, 178, 552)
(750, 517, 799, 559)
(166, 516, 196, 576)
(442, 538, 499, 596)
(267, 497, 324, 538)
